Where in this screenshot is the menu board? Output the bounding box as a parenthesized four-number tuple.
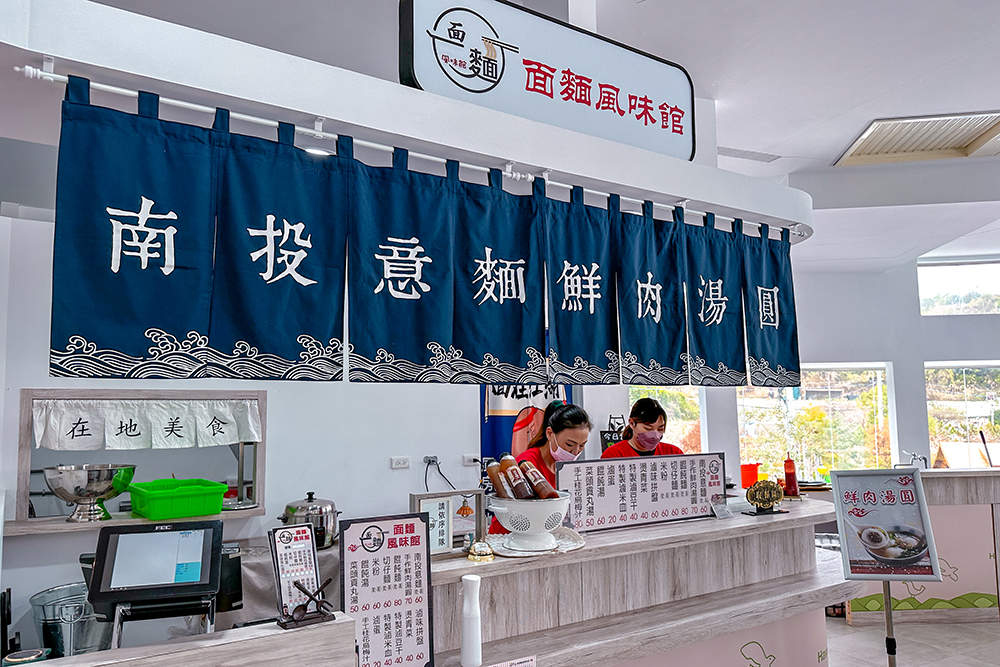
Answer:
(340, 513, 433, 667)
(831, 468, 941, 582)
(556, 453, 725, 532)
(268, 523, 321, 618)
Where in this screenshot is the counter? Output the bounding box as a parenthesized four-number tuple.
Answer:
(848, 468, 1000, 626)
(40, 497, 854, 666)
(431, 497, 862, 667)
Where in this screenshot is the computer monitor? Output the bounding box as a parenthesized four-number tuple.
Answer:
(88, 520, 223, 619)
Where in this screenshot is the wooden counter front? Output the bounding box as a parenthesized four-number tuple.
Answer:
(431, 498, 848, 655)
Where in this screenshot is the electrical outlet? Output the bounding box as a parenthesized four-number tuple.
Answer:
(423, 455, 439, 465)
(463, 454, 480, 467)
(391, 456, 410, 470)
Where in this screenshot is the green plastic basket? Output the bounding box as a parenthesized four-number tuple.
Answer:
(127, 478, 227, 521)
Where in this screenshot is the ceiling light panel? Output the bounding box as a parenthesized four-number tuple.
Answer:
(837, 112, 1000, 166)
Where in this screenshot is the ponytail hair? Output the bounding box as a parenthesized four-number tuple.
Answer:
(622, 397, 667, 440)
(528, 401, 593, 449)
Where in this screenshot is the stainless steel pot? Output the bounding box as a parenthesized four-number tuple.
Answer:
(277, 492, 341, 549)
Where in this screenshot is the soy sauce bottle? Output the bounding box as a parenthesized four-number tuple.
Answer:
(486, 460, 513, 499)
(519, 460, 559, 499)
(784, 453, 800, 497)
(499, 454, 536, 499)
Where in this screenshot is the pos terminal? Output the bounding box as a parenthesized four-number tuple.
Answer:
(87, 520, 224, 648)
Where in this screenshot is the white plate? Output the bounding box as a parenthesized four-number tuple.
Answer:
(486, 527, 585, 558)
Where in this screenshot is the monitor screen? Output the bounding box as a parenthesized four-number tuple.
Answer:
(88, 520, 223, 617)
(104, 529, 211, 590)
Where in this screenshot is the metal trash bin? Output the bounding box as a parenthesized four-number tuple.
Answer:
(28, 582, 111, 658)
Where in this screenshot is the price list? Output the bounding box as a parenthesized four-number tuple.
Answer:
(268, 524, 320, 617)
(557, 453, 725, 532)
(341, 513, 434, 667)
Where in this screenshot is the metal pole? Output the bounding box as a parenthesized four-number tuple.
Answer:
(883, 580, 896, 666)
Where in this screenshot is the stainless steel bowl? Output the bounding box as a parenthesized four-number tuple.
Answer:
(42, 464, 136, 522)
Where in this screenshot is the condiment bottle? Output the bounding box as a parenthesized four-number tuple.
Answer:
(504, 466, 536, 499)
(519, 460, 559, 499)
(784, 453, 800, 497)
(485, 461, 513, 498)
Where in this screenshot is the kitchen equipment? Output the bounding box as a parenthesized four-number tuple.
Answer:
(740, 463, 761, 489)
(487, 491, 571, 552)
(127, 478, 227, 520)
(277, 492, 341, 549)
(41, 464, 135, 522)
(28, 583, 111, 658)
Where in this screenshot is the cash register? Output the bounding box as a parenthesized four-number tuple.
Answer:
(87, 520, 225, 648)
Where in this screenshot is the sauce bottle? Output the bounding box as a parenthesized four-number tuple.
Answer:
(519, 460, 559, 499)
(486, 460, 513, 499)
(784, 453, 800, 497)
(499, 454, 536, 500)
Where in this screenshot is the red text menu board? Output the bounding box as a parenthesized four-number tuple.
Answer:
(556, 453, 725, 532)
(340, 513, 434, 667)
(831, 468, 941, 582)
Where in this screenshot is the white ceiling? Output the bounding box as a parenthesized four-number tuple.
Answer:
(4, 0, 1000, 271)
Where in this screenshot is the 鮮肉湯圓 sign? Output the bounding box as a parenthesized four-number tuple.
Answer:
(831, 468, 941, 582)
(400, 0, 695, 160)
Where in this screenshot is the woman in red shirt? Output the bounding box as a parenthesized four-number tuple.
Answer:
(488, 401, 592, 533)
(601, 397, 683, 458)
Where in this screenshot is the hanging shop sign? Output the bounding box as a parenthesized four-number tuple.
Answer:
(556, 453, 725, 532)
(400, 0, 695, 161)
(50, 76, 800, 386)
(831, 468, 941, 582)
(341, 513, 434, 667)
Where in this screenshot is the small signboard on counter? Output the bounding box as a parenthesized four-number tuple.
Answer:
(269, 523, 322, 620)
(556, 453, 725, 532)
(340, 513, 434, 667)
(831, 468, 941, 582)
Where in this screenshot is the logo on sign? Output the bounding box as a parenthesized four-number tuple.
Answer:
(425, 8, 519, 93)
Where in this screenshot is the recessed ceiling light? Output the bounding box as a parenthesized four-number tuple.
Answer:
(717, 146, 781, 163)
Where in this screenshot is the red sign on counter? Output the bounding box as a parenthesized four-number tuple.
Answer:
(556, 453, 725, 532)
(341, 513, 434, 667)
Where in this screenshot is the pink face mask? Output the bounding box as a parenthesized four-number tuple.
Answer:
(634, 430, 662, 451)
(550, 440, 581, 462)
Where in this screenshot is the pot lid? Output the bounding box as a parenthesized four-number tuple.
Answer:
(285, 491, 337, 517)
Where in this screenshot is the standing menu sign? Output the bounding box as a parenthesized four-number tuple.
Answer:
(556, 453, 724, 532)
(341, 513, 434, 667)
(831, 468, 941, 582)
(401, 0, 695, 160)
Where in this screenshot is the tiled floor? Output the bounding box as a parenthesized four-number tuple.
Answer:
(826, 616, 1000, 666)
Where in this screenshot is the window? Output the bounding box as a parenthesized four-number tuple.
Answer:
(925, 365, 1000, 468)
(738, 368, 890, 478)
(918, 262, 1000, 316)
(627, 386, 701, 453)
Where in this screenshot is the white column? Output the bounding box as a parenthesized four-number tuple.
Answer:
(699, 387, 741, 481)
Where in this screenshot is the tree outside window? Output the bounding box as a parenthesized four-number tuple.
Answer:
(925, 366, 1000, 468)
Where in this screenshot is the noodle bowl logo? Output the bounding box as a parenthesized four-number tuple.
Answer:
(425, 8, 520, 93)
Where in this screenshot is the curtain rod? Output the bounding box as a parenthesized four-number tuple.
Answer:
(17, 64, 803, 238)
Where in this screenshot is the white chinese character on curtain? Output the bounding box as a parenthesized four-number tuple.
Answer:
(697, 275, 727, 325)
(374, 237, 433, 300)
(108, 196, 177, 275)
(758, 286, 780, 328)
(472, 246, 526, 304)
(636, 271, 662, 323)
(248, 214, 317, 286)
(557, 261, 602, 314)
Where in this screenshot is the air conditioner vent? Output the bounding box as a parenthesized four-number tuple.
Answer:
(836, 111, 1000, 166)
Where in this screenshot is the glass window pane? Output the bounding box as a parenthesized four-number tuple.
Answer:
(918, 263, 1000, 316)
(627, 386, 702, 453)
(925, 366, 1000, 468)
(738, 369, 890, 478)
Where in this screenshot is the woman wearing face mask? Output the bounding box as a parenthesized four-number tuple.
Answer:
(601, 397, 683, 458)
(488, 400, 593, 534)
